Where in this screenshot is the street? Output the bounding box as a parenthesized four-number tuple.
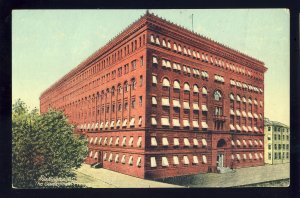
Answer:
(74, 163, 289, 188)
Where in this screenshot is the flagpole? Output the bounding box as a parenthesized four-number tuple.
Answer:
(192, 14, 194, 32)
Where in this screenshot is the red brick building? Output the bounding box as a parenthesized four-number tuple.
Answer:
(40, 12, 267, 179)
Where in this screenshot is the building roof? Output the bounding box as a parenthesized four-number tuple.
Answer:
(264, 118, 289, 128)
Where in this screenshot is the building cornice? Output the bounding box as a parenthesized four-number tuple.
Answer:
(145, 13, 267, 73)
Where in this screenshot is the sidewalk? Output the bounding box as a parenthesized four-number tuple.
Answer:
(74, 164, 182, 188)
(74, 163, 289, 188)
(158, 163, 290, 187)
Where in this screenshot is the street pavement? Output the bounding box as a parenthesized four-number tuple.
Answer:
(74, 163, 289, 188)
(74, 164, 182, 188)
(157, 163, 290, 187)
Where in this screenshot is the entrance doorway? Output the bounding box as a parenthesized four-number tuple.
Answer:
(95, 151, 103, 168)
(216, 153, 224, 168)
(216, 139, 226, 169)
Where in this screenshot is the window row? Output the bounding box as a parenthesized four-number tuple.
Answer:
(267, 135, 290, 141)
(149, 35, 263, 80)
(269, 126, 289, 133)
(231, 139, 263, 147)
(150, 117, 208, 129)
(88, 136, 142, 147)
(229, 94, 263, 107)
(150, 155, 207, 168)
(232, 153, 263, 161)
(79, 117, 143, 130)
(152, 75, 208, 94)
(229, 124, 262, 133)
(150, 137, 208, 147)
(273, 152, 289, 160)
(56, 75, 144, 112)
(153, 56, 210, 79)
(230, 109, 263, 119)
(94, 152, 143, 167)
(152, 96, 207, 110)
(273, 134, 289, 141)
(269, 144, 290, 150)
(230, 79, 263, 94)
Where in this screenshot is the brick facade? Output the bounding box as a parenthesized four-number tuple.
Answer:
(40, 12, 267, 179)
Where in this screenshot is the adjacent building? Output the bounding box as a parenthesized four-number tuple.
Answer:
(40, 11, 267, 179)
(264, 118, 290, 164)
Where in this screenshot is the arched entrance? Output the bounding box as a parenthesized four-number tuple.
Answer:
(216, 139, 226, 169)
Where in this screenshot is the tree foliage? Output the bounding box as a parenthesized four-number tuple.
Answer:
(12, 99, 88, 188)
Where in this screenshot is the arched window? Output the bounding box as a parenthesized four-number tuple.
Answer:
(173, 80, 180, 89)
(131, 78, 136, 90)
(214, 90, 222, 101)
(230, 93, 235, 101)
(111, 86, 115, 96)
(178, 45, 182, 52)
(242, 96, 247, 103)
(236, 94, 241, 102)
(193, 85, 199, 93)
(117, 84, 122, 94)
(183, 83, 190, 92)
(162, 39, 167, 47)
(118, 103, 122, 111)
(173, 43, 178, 51)
(124, 81, 128, 92)
(162, 77, 170, 87)
(167, 40, 171, 49)
(155, 36, 160, 45)
(202, 87, 208, 95)
(150, 34, 155, 43)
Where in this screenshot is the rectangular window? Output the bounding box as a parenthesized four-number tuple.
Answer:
(131, 99, 136, 109)
(118, 67, 122, 77)
(112, 70, 116, 79)
(140, 75, 143, 87)
(268, 144, 271, 150)
(131, 60, 137, 71)
(268, 153, 271, 160)
(140, 56, 143, 66)
(124, 64, 129, 74)
(139, 96, 142, 106)
(152, 75, 157, 84)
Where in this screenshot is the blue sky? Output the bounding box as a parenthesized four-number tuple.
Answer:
(12, 9, 290, 125)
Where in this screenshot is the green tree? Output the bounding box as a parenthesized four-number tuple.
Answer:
(12, 99, 88, 188)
